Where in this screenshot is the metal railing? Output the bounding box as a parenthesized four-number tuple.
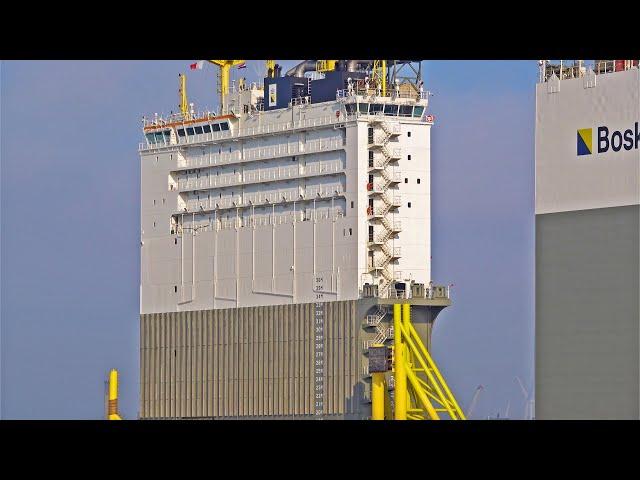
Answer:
(172, 138, 344, 171)
(140, 114, 358, 151)
(179, 185, 345, 214)
(178, 207, 346, 234)
(177, 161, 342, 192)
(337, 89, 429, 100)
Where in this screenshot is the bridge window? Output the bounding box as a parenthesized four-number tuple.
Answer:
(358, 103, 369, 114)
(186, 127, 195, 136)
(345, 104, 355, 115)
(399, 105, 413, 117)
(212, 123, 221, 132)
(370, 103, 383, 114)
(413, 106, 424, 117)
(194, 125, 203, 135)
(203, 124, 211, 133)
(177, 128, 185, 137)
(220, 122, 229, 131)
(384, 104, 398, 116)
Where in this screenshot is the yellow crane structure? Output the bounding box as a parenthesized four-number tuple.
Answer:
(371, 304, 465, 420)
(316, 60, 337, 72)
(207, 60, 246, 113)
(266, 59, 276, 78)
(106, 369, 122, 420)
(178, 73, 189, 118)
(372, 60, 387, 97)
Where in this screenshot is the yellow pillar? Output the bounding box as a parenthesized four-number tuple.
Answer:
(179, 74, 188, 117)
(108, 369, 122, 420)
(402, 303, 411, 329)
(402, 303, 411, 367)
(371, 372, 385, 420)
(381, 60, 386, 97)
(393, 304, 407, 420)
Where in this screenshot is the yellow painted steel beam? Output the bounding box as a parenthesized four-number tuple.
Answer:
(384, 386, 393, 420)
(179, 73, 188, 117)
(208, 60, 246, 112)
(396, 321, 460, 419)
(107, 369, 122, 420)
(406, 367, 440, 420)
(372, 60, 387, 96)
(372, 301, 465, 421)
(316, 60, 337, 72)
(371, 372, 385, 420)
(393, 304, 407, 420)
(266, 59, 276, 78)
(407, 321, 466, 419)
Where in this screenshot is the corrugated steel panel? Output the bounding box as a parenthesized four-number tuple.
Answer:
(140, 299, 439, 419)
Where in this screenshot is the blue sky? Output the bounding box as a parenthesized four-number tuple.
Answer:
(0, 60, 534, 419)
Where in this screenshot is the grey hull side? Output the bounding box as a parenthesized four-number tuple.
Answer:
(536, 204, 640, 419)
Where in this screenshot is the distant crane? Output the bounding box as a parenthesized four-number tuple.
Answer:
(515, 376, 534, 420)
(466, 385, 484, 419)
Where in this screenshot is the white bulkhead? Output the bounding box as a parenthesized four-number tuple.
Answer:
(140, 80, 433, 313)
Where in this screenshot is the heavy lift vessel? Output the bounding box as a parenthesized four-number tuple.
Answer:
(137, 60, 464, 419)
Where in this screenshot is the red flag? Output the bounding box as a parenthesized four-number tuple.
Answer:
(190, 60, 204, 70)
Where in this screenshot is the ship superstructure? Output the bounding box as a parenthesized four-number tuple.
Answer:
(138, 60, 457, 419)
(140, 61, 435, 314)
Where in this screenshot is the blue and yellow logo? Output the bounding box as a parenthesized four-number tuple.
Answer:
(577, 128, 592, 156)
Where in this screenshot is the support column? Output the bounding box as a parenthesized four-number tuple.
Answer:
(371, 372, 385, 420)
(393, 304, 406, 420)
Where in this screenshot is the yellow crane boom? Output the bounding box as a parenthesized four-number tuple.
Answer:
(207, 60, 245, 113)
(178, 73, 188, 117)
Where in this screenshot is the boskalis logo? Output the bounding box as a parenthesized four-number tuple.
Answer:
(578, 122, 640, 156)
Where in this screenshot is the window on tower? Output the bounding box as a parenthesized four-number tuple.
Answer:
(399, 105, 413, 117)
(384, 104, 398, 116)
